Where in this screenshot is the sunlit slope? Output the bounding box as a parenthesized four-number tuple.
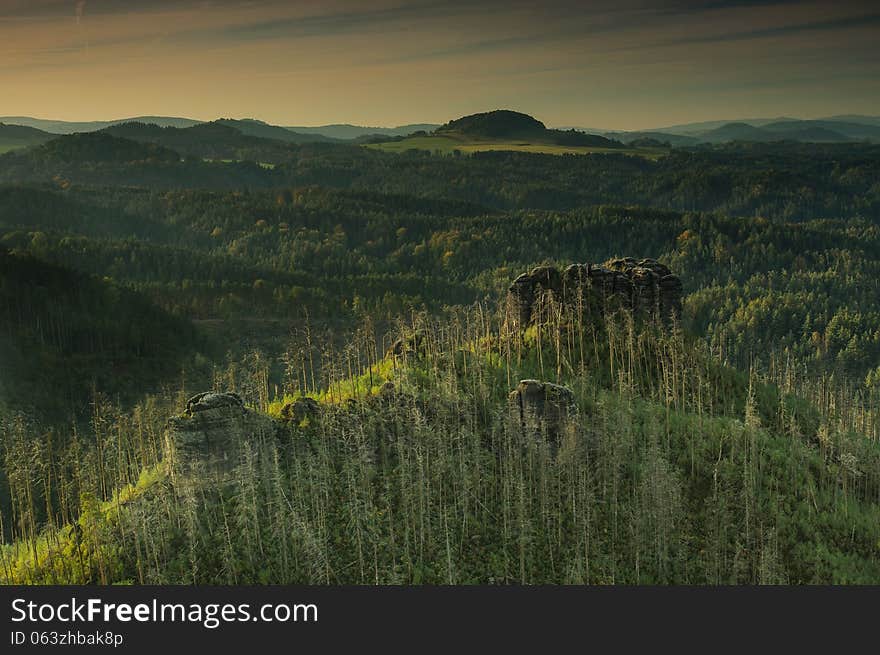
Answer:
(4, 302, 879, 585)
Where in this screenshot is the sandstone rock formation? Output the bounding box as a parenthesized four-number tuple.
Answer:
(280, 396, 321, 423)
(388, 331, 426, 357)
(508, 258, 682, 329)
(508, 379, 576, 443)
(185, 391, 244, 415)
(165, 392, 277, 472)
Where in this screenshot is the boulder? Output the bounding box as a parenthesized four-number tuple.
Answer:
(165, 392, 277, 472)
(280, 396, 321, 423)
(508, 379, 576, 442)
(185, 391, 244, 416)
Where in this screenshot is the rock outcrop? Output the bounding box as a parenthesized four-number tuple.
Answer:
(508, 258, 682, 329)
(280, 396, 321, 423)
(388, 331, 426, 357)
(185, 391, 244, 415)
(508, 379, 576, 443)
(165, 392, 278, 472)
(606, 257, 682, 319)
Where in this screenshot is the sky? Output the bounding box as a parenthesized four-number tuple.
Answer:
(0, 0, 878, 130)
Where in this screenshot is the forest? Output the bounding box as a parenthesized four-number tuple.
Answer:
(1, 120, 879, 584)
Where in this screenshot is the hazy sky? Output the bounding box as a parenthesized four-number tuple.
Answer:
(1, 0, 878, 129)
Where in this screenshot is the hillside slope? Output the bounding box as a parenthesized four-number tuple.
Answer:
(437, 110, 623, 148)
(3, 269, 878, 584)
(215, 118, 339, 143)
(0, 247, 209, 418)
(0, 115, 201, 134)
(0, 124, 55, 153)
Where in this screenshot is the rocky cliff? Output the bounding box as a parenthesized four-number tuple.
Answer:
(164, 392, 278, 473)
(507, 258, 682, 329)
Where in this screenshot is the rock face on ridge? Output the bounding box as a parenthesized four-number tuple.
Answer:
(508, 379, 576, 444)
(164, 392, 278, 472)
(280, 396, 321, 423)
(507, 258, 683, 329)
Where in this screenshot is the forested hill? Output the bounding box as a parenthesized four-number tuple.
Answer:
(2, 136, 879, 221)
(37, 132, 181, 163)
(0, 247, 209, 419)
(439, 110, 548, 137)
(0, 124, 55, 151)
(3, 266, 879, 584)
(1, 122, 880, 585)
(213, 119, 339, 143)
(438, 110, 624, 148)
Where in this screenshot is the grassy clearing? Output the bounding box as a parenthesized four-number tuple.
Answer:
(365, 134, 665, 159)
(202, 158, 276, 169)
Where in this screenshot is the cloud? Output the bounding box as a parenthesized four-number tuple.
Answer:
(644, 10, 880, 49)
(0, 0, 877, 127)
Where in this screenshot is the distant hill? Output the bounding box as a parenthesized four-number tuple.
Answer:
(647, 117, 797, 135)
(699, 122, 851, 144)
(625, 116, 880, 144)
(100, 121, 310, 163)
(0, 246, 207, 418)
(764, 126, 853, 143)
(437, 110, 623, 148)
(0, 123, 55, 152)
(0, 129, 289, 189)
(215, 118, 339, 143)
(763, 120, 880, 141)
(821, 115, 880, 128)
(38, 131, 182, 163)
(285, 123, 439, 140)
(696, 122, 781, 142)
(438, 110, 547, 139)
(606, 131, 699, 147)
(0, 116, 202, 134)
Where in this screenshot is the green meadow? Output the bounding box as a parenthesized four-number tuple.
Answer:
(365, 133, 664, 158)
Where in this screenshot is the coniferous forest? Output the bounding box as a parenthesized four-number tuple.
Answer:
(1, 116, 880, 585)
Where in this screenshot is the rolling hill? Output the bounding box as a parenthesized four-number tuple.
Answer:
(0, 123, 55, 153)
(100, 121, 308, 163)
(285, 123, 440, 140)
(823, 115, 880, 127)
(611, 115, 880, 145)
(606, 131, 699, 147)
(369, 110, 629, 155)
(0, 115, 202, 134)
(438, 110, 548, 139)
(0, 116, 445, 142)
(215, 118, 339, 143)
(37, 131, 182, 163)
(698, 122, 851, 143)
(438, 110, 622, 148)
(763, 120, 880, 141)
(0, 246, 209, 418)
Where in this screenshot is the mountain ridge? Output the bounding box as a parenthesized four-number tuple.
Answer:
(4, 113, 880, 145)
